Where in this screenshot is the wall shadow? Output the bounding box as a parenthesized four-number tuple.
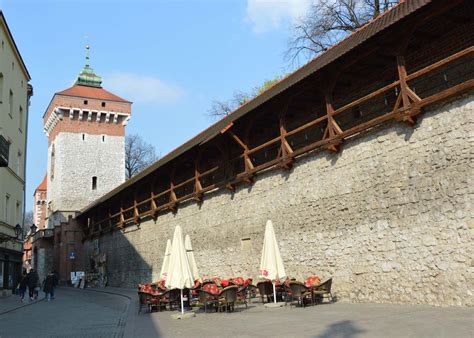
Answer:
(315, 320, 365, 338)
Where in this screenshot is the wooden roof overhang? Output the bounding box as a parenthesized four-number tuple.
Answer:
(78, 0, 473, 235)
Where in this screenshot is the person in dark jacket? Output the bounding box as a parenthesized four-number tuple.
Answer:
(27, 269, 39, 301)
(18, 271, 28, 302)
(43, 272, 55, 301)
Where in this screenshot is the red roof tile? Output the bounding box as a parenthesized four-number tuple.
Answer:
(36, 174, 47, 192)
(56, 85, 131, 103)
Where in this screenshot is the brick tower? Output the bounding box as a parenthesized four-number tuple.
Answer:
(43, 46, 132, 227)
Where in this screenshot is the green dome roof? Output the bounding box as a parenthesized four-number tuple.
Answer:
(74, 45, 102, 88)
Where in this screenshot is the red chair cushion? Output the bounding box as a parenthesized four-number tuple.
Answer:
(202, 283, 220, 295)
(305, 276, 321, 287)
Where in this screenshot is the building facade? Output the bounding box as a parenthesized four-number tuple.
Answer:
(31, 51, 132, 283)
(0, 11, 32, 291)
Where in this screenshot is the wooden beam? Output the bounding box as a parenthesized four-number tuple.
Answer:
(193, 157, 204, 202)
(322, 93, 343, 152)
(277, 111, 294, 170)
(228, 130, 255, 183)
(133, 190, 140, 225)
(395, 55, 421, 125)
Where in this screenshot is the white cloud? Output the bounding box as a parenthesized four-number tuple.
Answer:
(106, 72, 183, 104)
(246, 0, 311, 33)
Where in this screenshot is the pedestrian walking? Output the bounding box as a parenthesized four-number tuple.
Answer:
(18, 271, 28, 302)
(27, 269, 39, 301)
(50, 270, 58, 300)
(43, 272, 55, 301)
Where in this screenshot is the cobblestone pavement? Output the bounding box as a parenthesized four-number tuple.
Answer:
(0, 288, 130, 338)
(1, 287, 473, 338)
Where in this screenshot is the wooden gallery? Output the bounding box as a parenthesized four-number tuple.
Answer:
(76, 0, 472, 306)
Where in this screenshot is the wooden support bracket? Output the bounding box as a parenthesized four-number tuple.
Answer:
(193, 158, 204, 203)
(395, 55, 422, 125)
(277, 112, 294, 170)
(133, 191, 140, 225)
(228, 130, 255, 183)
(322, 93, 343, 152)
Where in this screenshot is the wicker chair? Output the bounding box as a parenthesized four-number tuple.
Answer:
(288, 281, 313, 307)
(198, 290, 219, 313)
(236, 285, 250, 309)
(312, 278, 333, 303)
(218, 285, 239, 312)
(257, 281, 274, 304)
(157, 288, 180, 311)
(138, 291, 154, 313)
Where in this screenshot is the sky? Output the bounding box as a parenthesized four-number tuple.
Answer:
(1, 0, 312, 212)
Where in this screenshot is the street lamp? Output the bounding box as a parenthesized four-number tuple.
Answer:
(14, 224, 22, 239)
(30, 223, 37, 234)
(0, 224, 23, 243)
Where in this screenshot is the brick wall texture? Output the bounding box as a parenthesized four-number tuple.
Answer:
(84, 94, 473, 307)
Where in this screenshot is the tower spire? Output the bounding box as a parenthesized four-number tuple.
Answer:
(74, 42, 102, 88)
(85, 44, 90, 67)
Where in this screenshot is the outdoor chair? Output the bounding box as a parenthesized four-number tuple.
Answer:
(157, 288, 180, 311)
(138, 291, 153, 313)
(197, 289, 219, 313)
(288, 281, 313, 308)
(257, 281, 274, 304)
(312, 278, 333, 303)
(218, 285, 239, 312)
(236, 285, 250, 309)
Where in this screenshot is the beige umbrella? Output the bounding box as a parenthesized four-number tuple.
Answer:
(159, 239, 172, 280)
(185, 234, 200, 282)
(259, 220, 286, 304)
(165, 226, 194, 314)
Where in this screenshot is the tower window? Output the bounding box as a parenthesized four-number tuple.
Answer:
(84, 100, 88, 105)
(92, 176, 97, 190)
(82, 134, 85, 141)
(101, 102, 106, 107)
(102, 135, 105, 142)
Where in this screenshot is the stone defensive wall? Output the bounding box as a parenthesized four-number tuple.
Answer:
(79, 0, 473, 307)
(84, 93, 472, 306)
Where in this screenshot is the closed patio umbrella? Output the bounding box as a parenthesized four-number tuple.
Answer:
(165, 226, 194, 315)
(259, 220, 286, 304)
(185, 234, 200, 282)
(159, 239, 172, 280)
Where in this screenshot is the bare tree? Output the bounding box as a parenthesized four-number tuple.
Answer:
(208, 77, 283, 119)
(286, 0, 399, 66)
(125, 134, 159, 179)
(23, 210, 33, 236)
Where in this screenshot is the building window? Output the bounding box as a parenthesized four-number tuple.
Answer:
(9, 90, 13, 118)
(82, 134, 85, 141)
(101, 102, 106, 107)
(16, 151, 22, 176)
(84, 100, 88, 105)
(19, 106, 23, 131)
(50, 144, 55, 180)
(0, 73, 3, 104)
(4, 194, 10, 224)
(15, 201, 21, 225)
(102, 135, 105, 142)
(92, 176, 97, 190)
